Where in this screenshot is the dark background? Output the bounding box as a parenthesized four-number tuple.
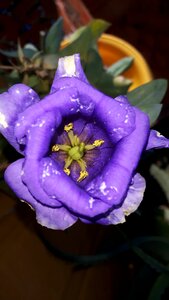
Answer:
(0, 1, 169, 299)
(0, 0, 169, 79)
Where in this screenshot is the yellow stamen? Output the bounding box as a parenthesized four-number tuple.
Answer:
(77, 158, 87, 171)
(52, 123, 104, 182)
(64, 123, 73, 132)
(74, 135, 80, 146)
(64, 168, 70, 176)
(77, 170, 88, 182)
(93, 140, 104, 147)
(85, 139, 104, 151)
(67, 130, 76, 146)
(52, 145, 60, 152)
(52, 144, 71, 152)
(64, 156, 73, 169)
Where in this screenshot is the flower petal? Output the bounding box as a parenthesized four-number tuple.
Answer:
(51, 77, 136, 142)
(86, 108, 149, 206)
(42, 167, 111, 219)
(22, 111, 61, 207)
(14, 86, 94, 142)
(146, 130, 169, 150)
(99, 173, 146, 225)
(4, 159, 77, 230)
(51, 53, 89, 93)
(0, 84, 39, 152)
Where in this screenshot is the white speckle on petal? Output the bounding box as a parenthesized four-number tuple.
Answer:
(0, 112, 8, 128)
(100, 181, 109, 196)
(70, 96, 79, 103)
(52, 169, 60, 175)
(15, 89, 20, 94)
(110, 185, 118, 192)
(39, 120, 46, 127)
(124, 114, 129, 124)
(89, 197, 95, 209)
(156, 131, 164, 138)
(42, 166, 50, 179)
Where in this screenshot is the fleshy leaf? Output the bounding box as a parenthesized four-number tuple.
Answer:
(27, 75, 40, 88)
(84, 48, 105, 84)
(106, 56, 134, 77)
(42, 54, 58, 70)
(44, 18, 64, 54)
(139, 103, 162, 126)
(0, 49, 18, 58)
(66, 26, 86, 43)
(127, 79, 168, 106)
(133, 246, 169, 274)
(23, 43, 39, 59)
(96, 74, 131, 98)
(60, 19, 110, 59)
(148, 273, 169, 300)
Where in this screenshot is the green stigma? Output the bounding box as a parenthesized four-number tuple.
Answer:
(52, 123, 104, 182)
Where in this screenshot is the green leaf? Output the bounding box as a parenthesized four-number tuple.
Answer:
(133, 246, 169, 274)
(136, 235, 169, 265)
(36, 78, 50, 95)
(67, 26, 86, 43)
(60, 19, 110, 59)
(148, 273, 169, 300)
(84, 48, 105, 84)
(0, 88, 6, 93)
(27, 75, 39, 88)
(0, 44, 39, 60)
(42, 54, 58, 70)
(139, 103, 163, 126)
(132, 236, 169, 248)
(23, 43, 39, 59)
(107, 56, 134, 77)
(127, 79, 168, 106)
(44, 18, 64, 54)
(8, 69, 20, 79)
(0, 49, 18, 58)
(17, 40, 25, 64)
(96, 77, 130, 98)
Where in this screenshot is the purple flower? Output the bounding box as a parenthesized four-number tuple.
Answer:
(0, 54, 169, 230)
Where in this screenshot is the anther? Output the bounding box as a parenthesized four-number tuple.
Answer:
(64, 168, 70, 176)
(52, 144, 71, 152)
(77, 170, 88, 182)
(64, 123, 73, 132)
(52, 145, 60, 152)
(93, 140, 104, 147)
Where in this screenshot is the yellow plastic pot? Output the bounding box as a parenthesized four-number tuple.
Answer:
(98, 34, 152, 90)
(62, 33, 152, 90)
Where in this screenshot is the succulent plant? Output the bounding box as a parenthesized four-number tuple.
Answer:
(0, 18, 135, 97)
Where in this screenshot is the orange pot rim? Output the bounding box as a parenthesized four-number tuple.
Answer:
(98, 33, 153, 83)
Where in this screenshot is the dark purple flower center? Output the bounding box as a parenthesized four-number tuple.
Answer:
(51, 117, 113, 185)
